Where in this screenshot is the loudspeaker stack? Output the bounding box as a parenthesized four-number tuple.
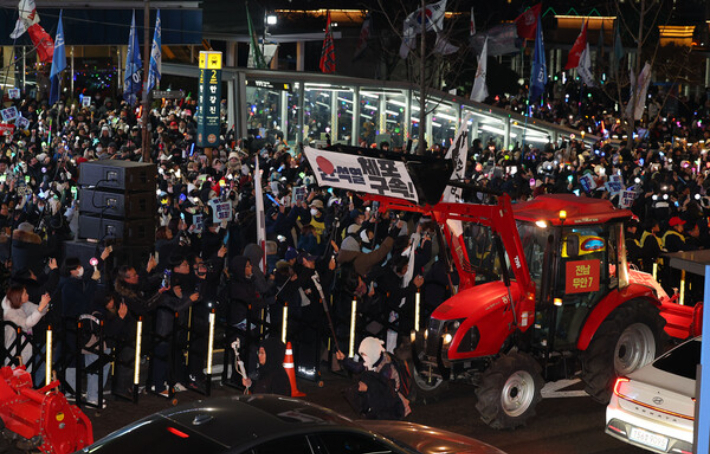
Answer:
(65, 161, 157, 269)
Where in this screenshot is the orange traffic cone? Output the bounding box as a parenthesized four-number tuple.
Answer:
(283, 341, 306, 397)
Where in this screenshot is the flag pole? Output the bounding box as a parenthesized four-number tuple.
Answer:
(418, 0, 426, 155)
(141, 0, 151, 162)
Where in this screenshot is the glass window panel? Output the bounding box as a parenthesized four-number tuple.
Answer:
(431, 101, 458, 148)
(334, 89, 353, 144)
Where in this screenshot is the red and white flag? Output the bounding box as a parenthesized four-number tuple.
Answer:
(565, 20, 588, 70)
(319, 11, 336, 73)
(514, 3, 541, 40)
(10, 0, 40, 39)
(27, 23, 53, 63)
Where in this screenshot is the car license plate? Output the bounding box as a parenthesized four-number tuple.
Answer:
(629, 427, 669, 451)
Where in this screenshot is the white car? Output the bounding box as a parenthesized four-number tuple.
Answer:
(606, 336, 701, 454)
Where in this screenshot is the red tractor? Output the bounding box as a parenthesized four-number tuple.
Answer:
(370, 192, 702, 429)
(302, 145, 702, 430)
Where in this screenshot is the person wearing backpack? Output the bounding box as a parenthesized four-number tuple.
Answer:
(335, 337, 412, 420)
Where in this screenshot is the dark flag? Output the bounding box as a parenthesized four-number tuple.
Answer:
(529, 15, 546, 106)
(353, 13, 371, 61)
(319, 11, 336, 73)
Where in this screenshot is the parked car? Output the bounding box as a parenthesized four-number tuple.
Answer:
(79, 394, 507, 454)
(606, 336, 701, 454)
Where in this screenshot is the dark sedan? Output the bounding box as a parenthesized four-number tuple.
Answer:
(78, 394, 506, 454)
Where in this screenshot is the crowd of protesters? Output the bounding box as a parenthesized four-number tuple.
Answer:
(0, 77, 708, 417)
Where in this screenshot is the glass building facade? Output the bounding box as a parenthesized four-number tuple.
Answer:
(163, 63, 599, 151)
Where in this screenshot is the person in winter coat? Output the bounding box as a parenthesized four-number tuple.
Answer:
(335, 337, 411, 420)
(241, 337, 291, 396)
(149, 276, 199, 397)
(2, 284, 50, 373)
(244, 243, 276, 303)
(337, 219, 403, 278)
(11, 222, 49, 276)
(227, 255, 264, 379)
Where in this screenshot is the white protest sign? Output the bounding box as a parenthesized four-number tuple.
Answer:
(619, 189, 637, 209)
(15, 116, 30, 130)
(303, 146, 419, 203)
(1, 106, 19, 122)
(605, 174, 624, 195)
(192, 213, 204, 234)
(579, 173, 597, 193)
(209, 199, 232, 224)
(7, 89, 20, 99)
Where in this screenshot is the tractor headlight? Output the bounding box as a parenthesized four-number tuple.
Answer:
(441, 318, 465, 349)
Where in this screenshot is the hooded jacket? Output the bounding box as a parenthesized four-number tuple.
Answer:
(11, 229, 47, 276)
(250, 337, 291, 396)
(228, 256, 263, 324)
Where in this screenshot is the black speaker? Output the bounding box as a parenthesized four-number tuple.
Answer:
(78, 161, 157, 192)
(78, 216, 156, 244)
(63, 240, 103, 271)
(63, 240, 153, 279)
(79, 188, 156, 219)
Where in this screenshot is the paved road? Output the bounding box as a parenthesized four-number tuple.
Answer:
(85, 371, 647, 454)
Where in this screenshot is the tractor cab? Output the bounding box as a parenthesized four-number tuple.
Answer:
(513, 195, 632, 351)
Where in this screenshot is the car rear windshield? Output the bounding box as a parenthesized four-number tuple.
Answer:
(653, 339, 701, 380)
(81, 417, 227, 454)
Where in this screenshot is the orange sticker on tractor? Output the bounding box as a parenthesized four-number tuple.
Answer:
(565, 259, 600, 294)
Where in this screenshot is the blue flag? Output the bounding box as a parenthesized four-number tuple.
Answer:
(49, 10, 66, 106)
(146, 9, 161, 93)
(528, 15, 546, 106)
(123, 10, 143, 105)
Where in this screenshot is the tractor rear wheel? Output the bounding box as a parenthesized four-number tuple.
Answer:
(581, 301, 665, 403)
(475, 352, 543, 429)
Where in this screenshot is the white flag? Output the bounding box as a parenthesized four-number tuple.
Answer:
(470, 36, 488, 102)
(254, 157, 267, 272)
(434, 33, 459, 55)
(399, 0, 448, 59)
(10, 0, 40, 39)
(577, 43, 595, 87)
(626, 61, 652, 121)
(443, 114, 472, 203)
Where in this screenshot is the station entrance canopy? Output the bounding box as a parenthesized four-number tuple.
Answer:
(163, 62, 601, 152)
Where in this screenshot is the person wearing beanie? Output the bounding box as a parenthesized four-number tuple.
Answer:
(337, 219, 404, 278)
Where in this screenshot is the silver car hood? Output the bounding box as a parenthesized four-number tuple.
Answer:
(359, 420, 507, 454)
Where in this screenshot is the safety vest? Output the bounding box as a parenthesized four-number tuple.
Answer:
(310, 217, 326, 243)
(661, 229, 685, 250)
(640, 231, 662, 250)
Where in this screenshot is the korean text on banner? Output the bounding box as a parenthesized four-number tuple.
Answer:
(304, 147, 419, 204)
(565, 259, 601, 294)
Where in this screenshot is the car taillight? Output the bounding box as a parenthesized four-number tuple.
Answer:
(613, 377, 629, 397)
(167, 427, 190, 439)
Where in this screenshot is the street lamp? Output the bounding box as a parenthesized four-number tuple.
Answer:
(263, 13, 277, 66)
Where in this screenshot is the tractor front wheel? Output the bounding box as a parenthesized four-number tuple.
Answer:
(475, 352, 543, 429)
(408, 360, 449, 404)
